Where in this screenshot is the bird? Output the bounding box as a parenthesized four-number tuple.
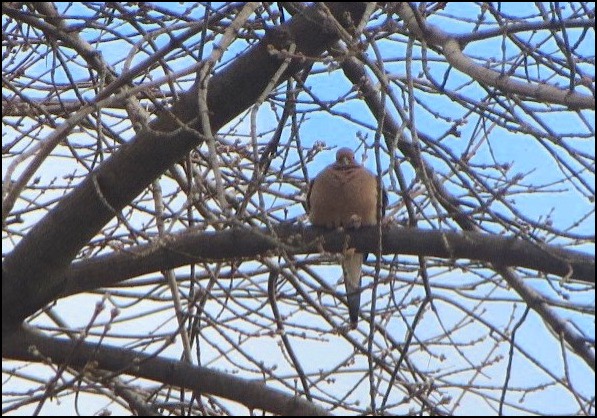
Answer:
(306, 147, 387, 325)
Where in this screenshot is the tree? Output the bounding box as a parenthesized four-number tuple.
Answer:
(2, 2, 594, 415)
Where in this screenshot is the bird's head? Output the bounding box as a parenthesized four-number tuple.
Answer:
(335, 148, 357, 167)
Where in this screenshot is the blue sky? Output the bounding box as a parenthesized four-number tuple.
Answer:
(2, 2, 594, 415)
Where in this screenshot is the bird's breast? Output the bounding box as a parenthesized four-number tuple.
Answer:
(309, 168, 379, 228)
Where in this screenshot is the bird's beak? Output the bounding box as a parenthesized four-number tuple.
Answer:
(339, 156, 351, 166)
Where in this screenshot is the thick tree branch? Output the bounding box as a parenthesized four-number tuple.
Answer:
(2, 326, 330, 416)
(59, 224, 594, 298)
(2, 2, 369, 334)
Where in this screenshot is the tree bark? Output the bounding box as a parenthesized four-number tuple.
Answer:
(2, 3, 368, 335)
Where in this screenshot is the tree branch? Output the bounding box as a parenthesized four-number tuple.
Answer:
(3, 326, 330, 416)
(2, 2, 369, 334)
(394, 3, 595, 110)
(60, 224, 594, 298)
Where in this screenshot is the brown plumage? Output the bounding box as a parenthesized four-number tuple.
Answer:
(307, 148, 387, 325)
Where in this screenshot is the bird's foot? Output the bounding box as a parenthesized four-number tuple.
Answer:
(347, 214, 363, 229)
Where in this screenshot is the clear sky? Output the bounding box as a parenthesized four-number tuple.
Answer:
(2, 2, 594, 415)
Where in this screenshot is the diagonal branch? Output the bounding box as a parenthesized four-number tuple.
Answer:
(394, 3, 595, 110)
(2, 3, 370, 334)
(3, 326, 331, 416)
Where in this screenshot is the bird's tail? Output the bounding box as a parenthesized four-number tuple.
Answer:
(342, 251, 363, 325)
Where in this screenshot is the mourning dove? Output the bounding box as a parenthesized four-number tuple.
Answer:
(307, 148, 387, 325)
